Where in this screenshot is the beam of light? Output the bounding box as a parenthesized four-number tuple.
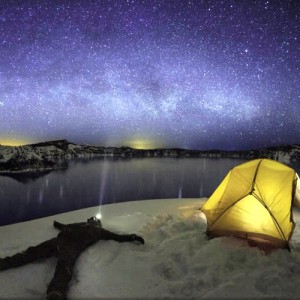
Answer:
(96, 212, 102, 220)
(98, 158, 109, 217)
(178, 185, 182, 198)
(59, 184, 64, 200)
(38, 189, 44, 204)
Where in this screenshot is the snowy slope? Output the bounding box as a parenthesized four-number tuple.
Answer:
(1, 198, 300, 299)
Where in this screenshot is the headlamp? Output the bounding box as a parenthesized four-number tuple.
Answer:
(87, 216, 102, 227)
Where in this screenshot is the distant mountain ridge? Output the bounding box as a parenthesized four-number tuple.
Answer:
(0, 139, 300, 173)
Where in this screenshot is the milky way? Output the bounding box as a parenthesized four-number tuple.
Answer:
(0, 0, 299, 150)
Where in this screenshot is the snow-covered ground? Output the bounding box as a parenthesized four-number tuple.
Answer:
(1, 198, 300, 299)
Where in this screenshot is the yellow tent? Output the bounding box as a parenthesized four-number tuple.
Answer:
(201, 158, 298, 251)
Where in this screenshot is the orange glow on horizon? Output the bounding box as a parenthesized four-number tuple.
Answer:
(0, 138, 32, 147)
(121, 138, 165, 149)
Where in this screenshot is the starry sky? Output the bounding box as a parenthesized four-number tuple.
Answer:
(0, 0, 299, 150)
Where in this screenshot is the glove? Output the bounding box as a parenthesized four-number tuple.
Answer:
(131, 234, 145, 244)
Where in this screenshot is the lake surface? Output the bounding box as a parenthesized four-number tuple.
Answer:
(1, 157, 299, 226)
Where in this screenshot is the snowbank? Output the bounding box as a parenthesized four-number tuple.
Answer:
(1, 198, 300, 299)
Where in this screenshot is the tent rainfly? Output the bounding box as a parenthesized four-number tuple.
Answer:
(201, 158, 298, 251)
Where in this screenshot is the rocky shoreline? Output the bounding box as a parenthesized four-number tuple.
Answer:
(0, 139, 299, 173)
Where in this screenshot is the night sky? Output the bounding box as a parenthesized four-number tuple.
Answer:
(0, 1, 299, 150)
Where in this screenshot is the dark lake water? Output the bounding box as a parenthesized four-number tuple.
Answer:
(1, 157, 299, 226)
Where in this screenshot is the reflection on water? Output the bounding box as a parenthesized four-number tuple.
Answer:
(98, 158, 110, 207)
(1, 157, 298, 226)
(0, 170, 54, 184)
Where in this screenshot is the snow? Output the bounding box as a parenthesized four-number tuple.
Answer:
(1, 198, 300, 299)
(0, 146, 16, 162)
(275, 151, 292, 164)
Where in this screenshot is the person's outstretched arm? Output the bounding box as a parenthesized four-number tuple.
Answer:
(100, 228, 145, 244)
(53, 221, 87, 231)
(53, 220, 66, 230)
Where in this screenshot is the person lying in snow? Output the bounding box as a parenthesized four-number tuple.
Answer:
(0, 216, 145, 300)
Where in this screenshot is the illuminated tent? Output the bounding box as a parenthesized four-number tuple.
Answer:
(201, 159, 298, 251)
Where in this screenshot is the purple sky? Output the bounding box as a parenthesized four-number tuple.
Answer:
(0, 0, 299, 150)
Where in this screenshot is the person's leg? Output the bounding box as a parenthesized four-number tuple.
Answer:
(46, 240, 81, 300)
(0, 238, 58, 271)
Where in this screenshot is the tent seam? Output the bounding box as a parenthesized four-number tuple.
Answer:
(252, 192, 288, 245)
